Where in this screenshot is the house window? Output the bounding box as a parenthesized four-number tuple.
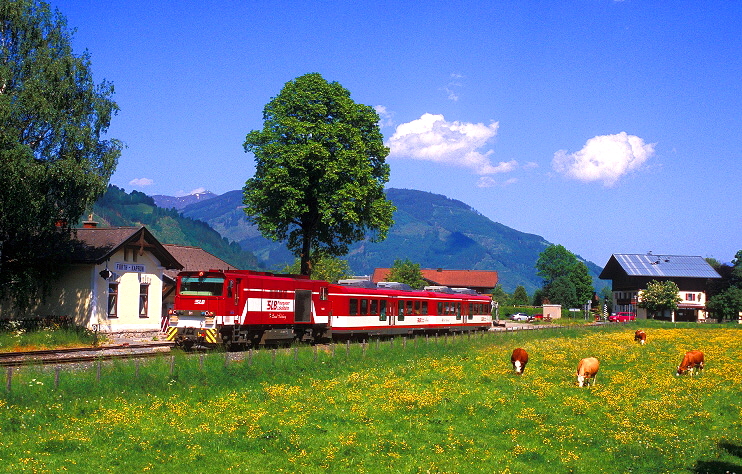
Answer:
(139, 283, 149, 318)
(107, 283, 118, 318)
(686, 293, 696, 302)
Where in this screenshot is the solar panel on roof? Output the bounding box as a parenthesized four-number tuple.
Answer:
(613, 254, 720, 278)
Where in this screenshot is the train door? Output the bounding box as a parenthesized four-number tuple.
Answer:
(295, 289, 312, 322)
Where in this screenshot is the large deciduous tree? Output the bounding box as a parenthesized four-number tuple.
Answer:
(0, 0, 121, 309)
(639, 280, 682, 319)
(535, 244, 594, 309)
(243, 73, 395, 276)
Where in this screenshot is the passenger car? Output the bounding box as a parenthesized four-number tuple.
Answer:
(608, 312, 636, 322)
(510, 312, 532, 321)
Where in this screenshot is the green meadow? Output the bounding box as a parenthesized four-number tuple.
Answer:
(1, 322, 740, 473)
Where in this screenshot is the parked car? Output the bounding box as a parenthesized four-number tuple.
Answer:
(533, 313, 543, 320)
(510, 312, 531, 321)
(608, 312, 636, 322)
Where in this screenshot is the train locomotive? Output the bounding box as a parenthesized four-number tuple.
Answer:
(166, 269, 493, 349)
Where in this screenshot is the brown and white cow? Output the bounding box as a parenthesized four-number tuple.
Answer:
(511, 348, 529, 375)
(576, 357, 600, 387)
(634, 330, 647, 345)
(676, 350, 704, 376)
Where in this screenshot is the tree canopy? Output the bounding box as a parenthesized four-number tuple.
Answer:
(706, 250, 742, 321)
(386, 259, 427, 290)
(243, 73, 395, 277)
(535, 244, 594, 308)
(0, 0, 121, 308)
(639, 280, 682, 318)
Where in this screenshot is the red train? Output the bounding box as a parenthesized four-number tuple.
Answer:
(166, 269, 493, 349)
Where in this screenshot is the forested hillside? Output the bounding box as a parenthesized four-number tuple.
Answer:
(88, 186, 260, 270)
(179, 188, 605, 293)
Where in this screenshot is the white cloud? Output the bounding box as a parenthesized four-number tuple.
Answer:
(552, 132, 655, 186)
(374, 105, 394, 128)
(477, 177, 497, 188)
(387, 113, 516, 175)
(129, 178, 154, 187)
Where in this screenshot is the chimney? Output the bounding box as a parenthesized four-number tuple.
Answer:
(83, 214, 98, 228)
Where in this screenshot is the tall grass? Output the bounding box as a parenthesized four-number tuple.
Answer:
(0, 324, 100, 352)
(1, 323, 741, 473)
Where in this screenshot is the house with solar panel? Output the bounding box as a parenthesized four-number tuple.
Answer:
(599, 253, 721, 322)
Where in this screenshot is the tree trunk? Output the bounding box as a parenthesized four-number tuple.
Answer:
(300, 233, 312, 277)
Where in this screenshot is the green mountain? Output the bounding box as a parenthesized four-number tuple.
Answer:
(88, 185, 261, 270)
(180, 188, 604, 293)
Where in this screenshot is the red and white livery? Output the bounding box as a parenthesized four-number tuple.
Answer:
(166, 270, 492, 349)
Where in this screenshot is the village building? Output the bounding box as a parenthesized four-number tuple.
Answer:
(371, 268, 498, 294)
(0, 222, 182, 334)
(599, 253, 721, 322)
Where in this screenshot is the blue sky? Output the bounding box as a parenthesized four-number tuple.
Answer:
(56, 0, 741, 267)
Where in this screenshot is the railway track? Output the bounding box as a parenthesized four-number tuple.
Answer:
(0, 342, 174, 367)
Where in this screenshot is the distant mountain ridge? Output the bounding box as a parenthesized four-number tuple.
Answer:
(178, 187, 605, 293)
(152, 191, 217, 210)
(90, 186, 259, 270)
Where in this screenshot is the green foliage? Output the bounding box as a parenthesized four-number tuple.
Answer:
(91, 185, 260, 270)
(243, 73, 395, 276)
(511, 285, 529, 305)
(386, 258, 427, 289)
(490, 284, 510, 305)
(0, 0, 121, 309)
(707, 287, 742, 322)
(536, 244, 594, 308)
(639, 279, 682, 318)
(281, 256, 351, 283)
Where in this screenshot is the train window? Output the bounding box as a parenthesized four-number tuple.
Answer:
(437, 302, 443, 315)
(406, 301, 413, 317)
(227, 280, 234, 298)
(360, 299, 368, 316)
(370, 299, 378, 315)
(422, 301, 428, 315)
(457, 303, 462, 319)
(414, 301, 421, 315)
(398, 301, 405, 321)
(320, 287, 328, 301)
(379, 301, 387, 321)
(468, 304, 474, 320)
(180, 276, 225, 296)
(350, 299, 358, 316)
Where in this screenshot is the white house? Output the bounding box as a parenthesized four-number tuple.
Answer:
(599, 253, 721, 322)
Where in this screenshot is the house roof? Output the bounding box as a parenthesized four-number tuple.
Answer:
(162, 245, 235, 282)
(599, 254, 721, 280)
(371, 268, 498, 289)
(70, 226, 182, 270)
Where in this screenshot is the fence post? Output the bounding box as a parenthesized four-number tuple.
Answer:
(346, 340, 350, 358)
(362, 342, 367, 358)
(313, 345, 318, 362)
(55, 366, 61, 389)
(172, 356, 177, 374)
(248, 348, 253, 366)
(6, 367, 12, 392)
(135, 359, 140, 378)
(272, 348, 277, 365)
(294, 346, 299, 362)
(97, 360, 102, 382)
(199, 354, 204, 371)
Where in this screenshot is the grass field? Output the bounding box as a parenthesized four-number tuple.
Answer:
(1, 322, 741, 473)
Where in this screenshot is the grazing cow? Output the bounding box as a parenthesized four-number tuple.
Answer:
(511, 348, 529, 375)
(576, 357, 600, 387)
(634, 330, 647, 345)
(676, 350, 704, 376)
